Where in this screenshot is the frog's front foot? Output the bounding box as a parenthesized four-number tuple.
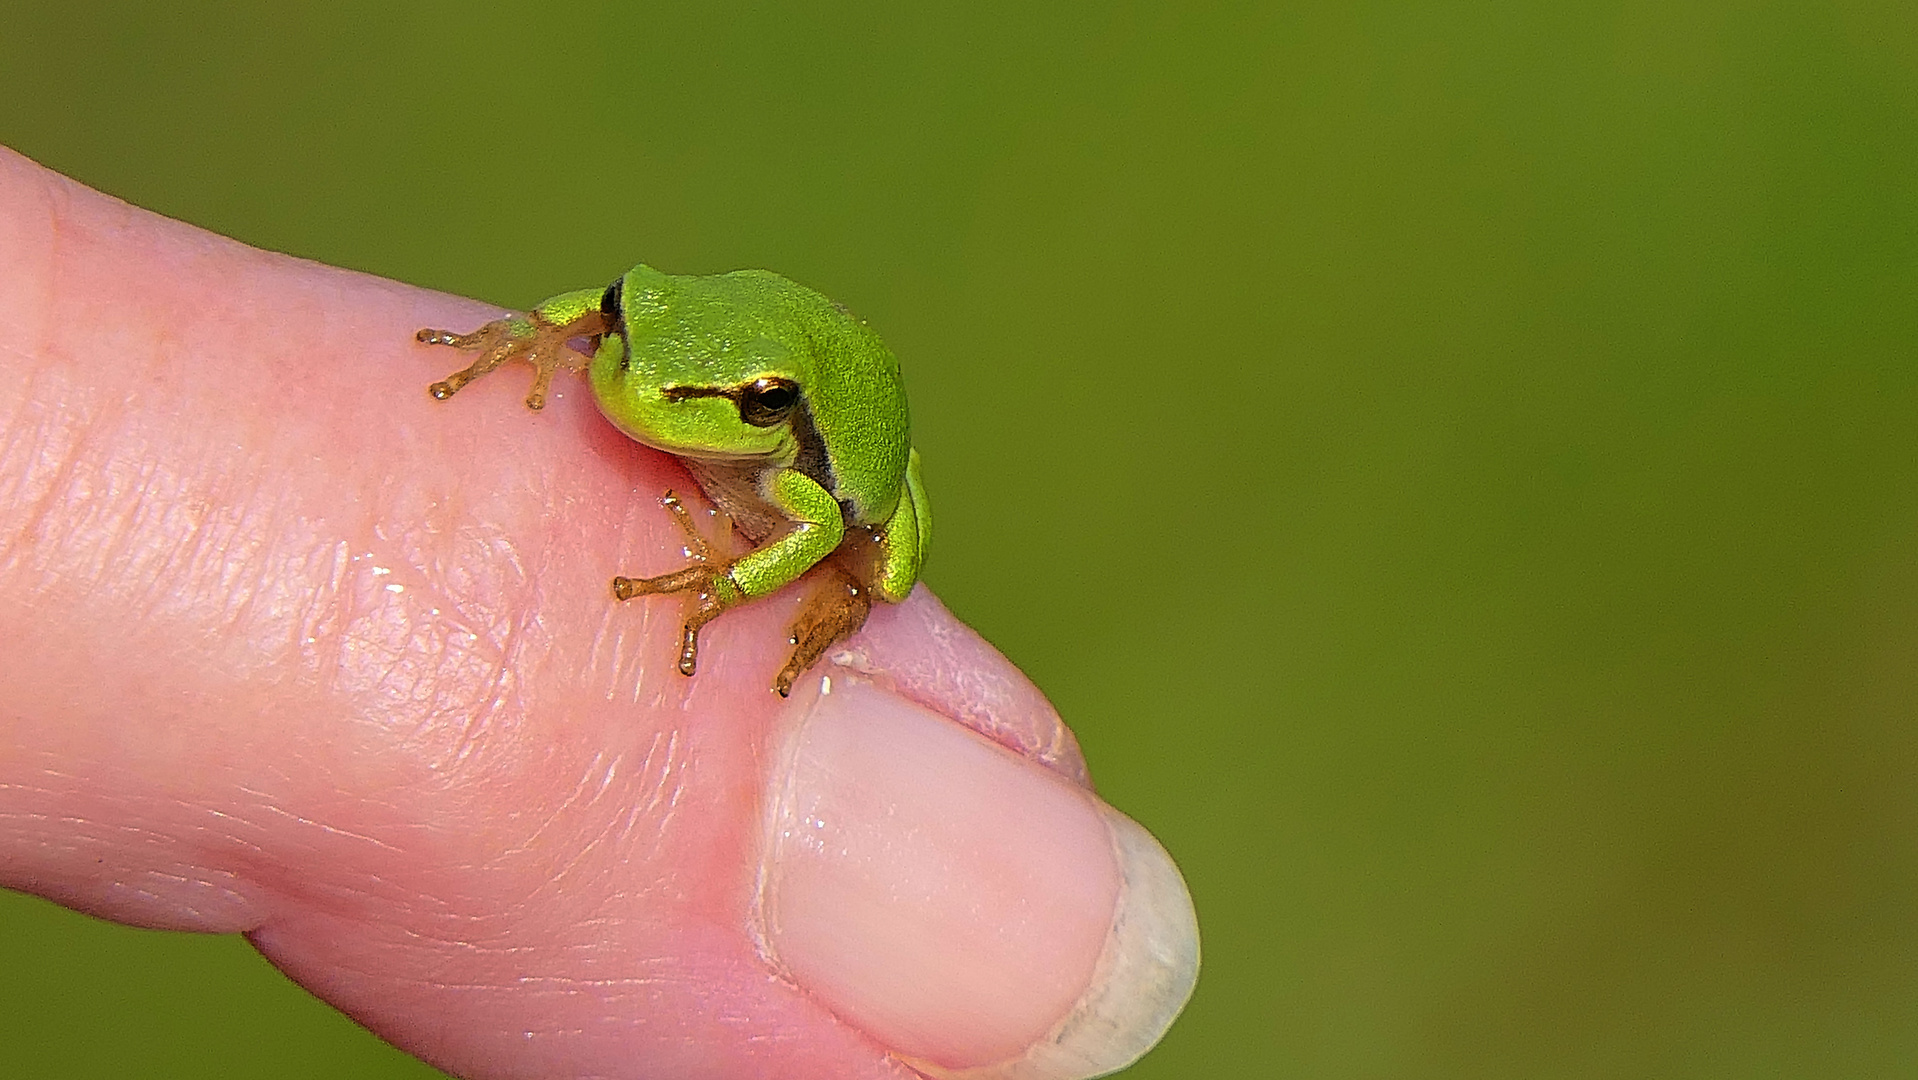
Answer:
(612, 491, 746, 678)
(416, 308, 607, 411)
(613, 563, 748, 678)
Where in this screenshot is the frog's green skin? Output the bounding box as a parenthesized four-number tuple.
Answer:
(417, 265, 930, 694)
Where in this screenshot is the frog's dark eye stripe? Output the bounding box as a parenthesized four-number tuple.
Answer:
(599, 276, 624, 319)
(661, 376, 803, 428)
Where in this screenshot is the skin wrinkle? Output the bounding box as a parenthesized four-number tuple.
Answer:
(213, 784, 471, 924)
(150, 456, 265, 670)
(330, 533, 534, 773)
(585, 590, 630, 699)
(118, 873, 256, 917)
(509, 795, 627, 905)
(0, 361, 50, 538)
(258, 416, 546, 767)
(119, 346, 196, 586)
(631, 779, 681, 871)
(375, 685, 695, 949)
(73, 390, 171, 606)
(0, 365, 108, 598)
(204, 495, 292, 671)
(339, 568, 438, 690)
(538, 739, 685, 909)
(454, 587, 530, 766)
(17, 783, 225, 849)
(401, 527, 545, 761)
(0, 782, 274, 929)
(308, 538, 353, 698)
(494, 747, 623, 860)
(333, 485, 694, 924)
(217, 502, 323, 676)
(0, 364, 45, 563)
(374, 912, 520, 954)
(246, 805, 404, 853)
(634, 729, 688, 862)
(399, 621, 502, 744)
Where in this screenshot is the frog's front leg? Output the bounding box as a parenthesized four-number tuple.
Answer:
(416, 288, 608, 410)
(612, 491, 748, 678)
(616, 470, 846, 693)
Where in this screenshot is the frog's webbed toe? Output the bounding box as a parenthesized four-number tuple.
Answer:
(614, 564, 746, 678)
(612, 492, 748, 678)
(416, 309, 606, 411)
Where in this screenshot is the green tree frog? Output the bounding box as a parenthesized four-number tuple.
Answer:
(417, 265, 931, 697)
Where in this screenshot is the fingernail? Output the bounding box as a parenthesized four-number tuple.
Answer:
(760, 678, 1200, 1079)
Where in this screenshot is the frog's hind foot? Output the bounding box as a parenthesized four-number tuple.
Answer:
(416, 309, 607, 411)
(774, 567, 872, 697)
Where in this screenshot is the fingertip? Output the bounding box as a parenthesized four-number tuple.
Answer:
(758, 677, 1198, 1079)
(916, 810, 1200, 1080)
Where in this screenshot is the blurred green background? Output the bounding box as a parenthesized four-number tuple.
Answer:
(4, 1, 1916, 1076)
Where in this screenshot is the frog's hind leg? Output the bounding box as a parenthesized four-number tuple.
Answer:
(775, 564, 873, 697)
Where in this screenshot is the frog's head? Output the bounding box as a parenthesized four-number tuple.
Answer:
(588, 265, 818, 468)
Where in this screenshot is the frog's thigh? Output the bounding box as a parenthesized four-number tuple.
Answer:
(873, 449, 930, 603)
(729, 469, 846, 599)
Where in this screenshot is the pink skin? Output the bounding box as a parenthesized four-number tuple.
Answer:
(0, 148, 1118, 1078)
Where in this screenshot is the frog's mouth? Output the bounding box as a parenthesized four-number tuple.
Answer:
(601, 392, 794, 465)
(655, 439, 787, 466)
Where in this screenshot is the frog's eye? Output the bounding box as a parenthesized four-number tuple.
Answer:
(599, 277, 624, 318)
(738, 377, 800, 427)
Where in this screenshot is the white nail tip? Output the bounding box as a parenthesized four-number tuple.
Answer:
(911, 808, 1201, 1080)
